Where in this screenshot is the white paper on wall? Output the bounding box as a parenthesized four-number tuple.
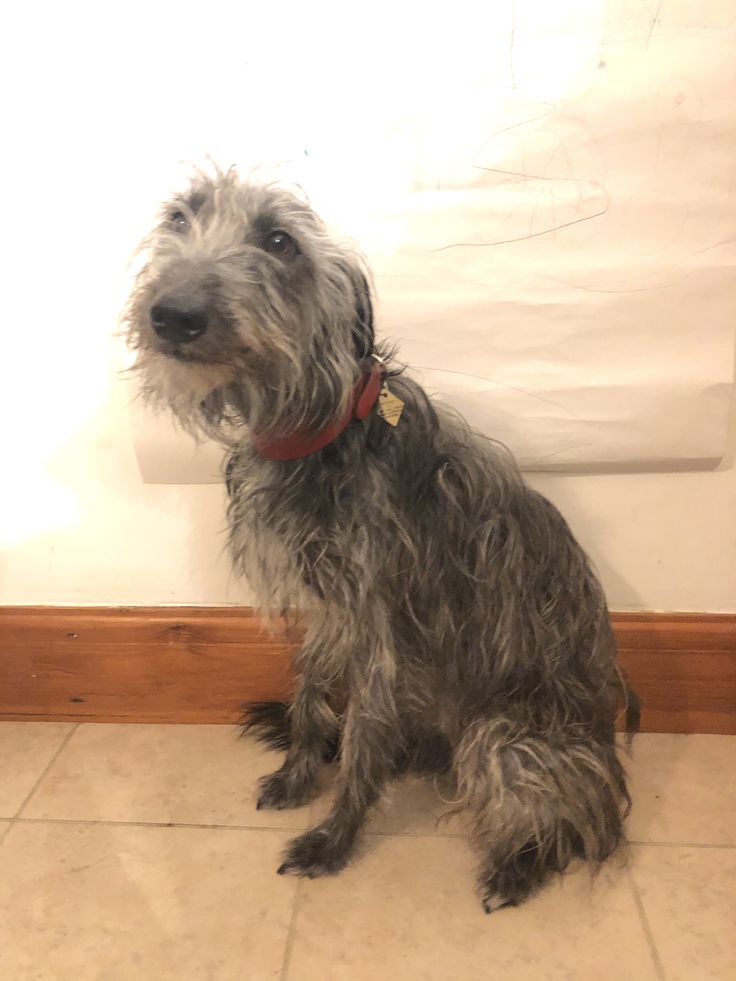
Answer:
(121, 0, 736, 480)
(129, 400, 227, 485)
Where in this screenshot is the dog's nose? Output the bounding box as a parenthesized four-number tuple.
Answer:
(150, 304, 208, 344)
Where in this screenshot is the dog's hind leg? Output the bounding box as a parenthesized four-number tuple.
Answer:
(454, 716, 630, 911)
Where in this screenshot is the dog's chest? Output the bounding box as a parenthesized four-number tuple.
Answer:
(227, 458, 349, 610)
(228, 505, 303, 612)
(227, 445, 391, 617)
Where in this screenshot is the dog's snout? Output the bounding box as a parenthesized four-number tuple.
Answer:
(150, 304, 208, 344)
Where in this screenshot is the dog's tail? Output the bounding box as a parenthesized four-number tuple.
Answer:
(624, 684, 641, 743)
(625, 684, 641, 735)
(240, 700, 341, 762)
(615, 667, 641, 746)
(240, 701, 293, 750)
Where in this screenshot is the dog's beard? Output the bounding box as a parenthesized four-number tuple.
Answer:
(134, 349, 237, 418)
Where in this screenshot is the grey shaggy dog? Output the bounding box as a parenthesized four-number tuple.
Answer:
(126, 167, 638, 912)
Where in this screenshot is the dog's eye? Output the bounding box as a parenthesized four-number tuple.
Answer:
(169, 210, 189, 231)
(264, 230, 296, 258)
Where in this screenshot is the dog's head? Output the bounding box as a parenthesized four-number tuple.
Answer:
(125, 169, 375, 437)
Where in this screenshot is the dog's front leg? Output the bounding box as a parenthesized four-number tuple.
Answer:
(256, 643, 338, 811)
(277, 638, 398, 877)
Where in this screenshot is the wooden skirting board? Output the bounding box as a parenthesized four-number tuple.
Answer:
(0, 607, 734, 733)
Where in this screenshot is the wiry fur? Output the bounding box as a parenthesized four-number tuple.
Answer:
(126, 166, 637, 910)
(241, 700, 340, 762)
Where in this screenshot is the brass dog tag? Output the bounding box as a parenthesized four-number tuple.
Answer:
(377, 384, 405, 427)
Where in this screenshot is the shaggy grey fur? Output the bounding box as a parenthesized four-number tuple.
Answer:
(126, 167, 637, 911)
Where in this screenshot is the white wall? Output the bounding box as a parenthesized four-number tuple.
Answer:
(1, 0, 734, 612)
(1, 339, 734, 611)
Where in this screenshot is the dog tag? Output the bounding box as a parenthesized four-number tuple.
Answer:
(377, 384, 405, 426)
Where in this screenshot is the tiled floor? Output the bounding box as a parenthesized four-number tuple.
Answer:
(0, 725, 734, 981)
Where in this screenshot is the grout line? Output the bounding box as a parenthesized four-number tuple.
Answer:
(279, 877, 304, 981)
(12, 814, 470, 840)
(14, 816, 309, 833)
(13, 724, 80, 819)
(11, 815, 467, 840)
(626, 865, 667, 981)
(11, 814, 734, 849)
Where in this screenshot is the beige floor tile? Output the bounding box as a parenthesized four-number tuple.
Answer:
(368, 774, 464, 835)
(286, 836, 659, 981)
(627, 734, 736, 845)
(631, 845, 736, 981)
(310, 769, 464, 835)
(0, 822, 296, 981)
(25, 723, 309, 829)
(0, 723, 73, 817)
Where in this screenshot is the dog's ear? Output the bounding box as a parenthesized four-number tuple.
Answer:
(349, 268, 374, 361)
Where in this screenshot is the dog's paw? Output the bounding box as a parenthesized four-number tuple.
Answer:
(276, 825, 351, 878)
(256, 770, 313, 811)
(480, 888, 517, 914)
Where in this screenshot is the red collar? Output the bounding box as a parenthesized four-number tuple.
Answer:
(253, 358, 384, 462)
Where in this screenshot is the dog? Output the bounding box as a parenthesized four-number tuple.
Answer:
(125, 167, 637, 912)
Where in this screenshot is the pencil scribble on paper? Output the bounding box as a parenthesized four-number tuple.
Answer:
(411, 365, 574, 414)
(430, 107, 608, 252)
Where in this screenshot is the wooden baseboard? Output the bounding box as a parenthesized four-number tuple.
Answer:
(1, 607, 734, 733)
